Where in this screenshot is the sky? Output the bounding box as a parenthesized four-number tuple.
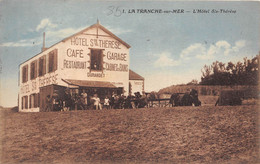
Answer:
(0, 0, 259, 107)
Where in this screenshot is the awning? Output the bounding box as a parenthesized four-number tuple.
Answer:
(62, 79, 117, 88)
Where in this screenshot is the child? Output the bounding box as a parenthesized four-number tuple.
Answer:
(104, 96, 110, 109)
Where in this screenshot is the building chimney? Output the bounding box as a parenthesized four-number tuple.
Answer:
(41, 32, 46, 52)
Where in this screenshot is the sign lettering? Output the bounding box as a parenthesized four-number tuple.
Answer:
(71, 37, 89, 46)
(105, 63, 128, 72)
(112, 82, 124, 85)
(134, 81, 143, 85)
(87, 72, 105, 78)
(67, 48, 84, 58)
(21, 84, 30, 94)
(32, 80, 37, 91)
(39, 74, 58, 87)
(64, 60, 87, 69)
(70, 37, 121, 49)
(107, 51, 126, 61)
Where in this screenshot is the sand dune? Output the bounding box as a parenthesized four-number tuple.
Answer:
(1, 105, 258, 163)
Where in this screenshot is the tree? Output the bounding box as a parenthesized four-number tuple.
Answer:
(200, 54, 259, 85)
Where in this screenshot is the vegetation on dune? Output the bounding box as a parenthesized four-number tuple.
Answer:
(159, 55, 259, 98)
(200, 55, 259, 86)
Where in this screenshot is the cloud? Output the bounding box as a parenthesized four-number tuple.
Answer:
(0, 26, 85, 47)
(232, 40, 246, 52)
(36, 18, 57, 31)
(46, 27, 85, 41)
(154, 52, 180, 67)
(108, 27, 132, 35)
(180, 43, 207, 60)
(180, 40, 246, 60)
(0, 37, 42, 47)
(0, 19, 132, 47)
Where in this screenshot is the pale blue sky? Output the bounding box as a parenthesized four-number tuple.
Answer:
(0, 0, 259, 107)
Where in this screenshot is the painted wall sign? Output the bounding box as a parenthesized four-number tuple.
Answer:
(39, 74, 58, 87)
(134, 81, 143, 85)
(107, 51, 127, 61)
(70, 37, 89, 46)
(112, 82, 124, 85)
(32, 80, 37, 91)
(67, 48, 84, 58)
(105, 63, 128, 72)
(70, 37, 121, 49)
(63, 60, 87, 69)
(21, 84, 30, 94)
(87, 72, 105, 78)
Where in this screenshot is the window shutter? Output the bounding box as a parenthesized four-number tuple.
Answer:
(25, 96, 28, 109)
(87, 53, 91, 72)
(43, 55, 46, 75)
(22, 67, 25, 83)
(34, 94, 36, 108)
(38, 58, 41, 76)
(30, 63, 33, 80)
(101, 50, 104, 72)
(48, 52, 51, 73)
(29, 95, 32, 108)
(53, 49, 58, 71)
(22, 66, 27, 83)
(37, 93, 40, 107)
(35, 60, 38, 78)
(25, 65, 28, 82)
(22, 97, 24, 109)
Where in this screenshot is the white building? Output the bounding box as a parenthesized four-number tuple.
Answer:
(19, 21, 144, 112)
(129, 70, 144, 95)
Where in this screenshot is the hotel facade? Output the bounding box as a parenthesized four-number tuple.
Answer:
(19, 22, 144, 112)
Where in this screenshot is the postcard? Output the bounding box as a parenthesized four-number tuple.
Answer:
(0, 0, 259, 163)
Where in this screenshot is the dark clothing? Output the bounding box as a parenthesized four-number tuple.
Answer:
(46, 97, 52, 112)
(64, 93, 72, 108)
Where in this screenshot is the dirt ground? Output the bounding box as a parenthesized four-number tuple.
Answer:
(1, 103, 259, 163)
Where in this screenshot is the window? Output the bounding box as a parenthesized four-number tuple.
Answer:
(90, 49, 103, 71)
(29, 93, 38, 108)
(48, 49, 58, 73)
(30, 60, 37, 80)
(37, 93, 40, 108)
(38, 55, 46, 76)
(22, 96, 28, 109)
(22, 65, 28, 83)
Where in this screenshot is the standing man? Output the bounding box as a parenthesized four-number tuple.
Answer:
(81, 90, 88, 110)
(92, 94, 102, 110)
(46, 95, 52, 112)
(63, 88, 72, 111)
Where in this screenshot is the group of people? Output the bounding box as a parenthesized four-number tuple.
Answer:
(76, 91, 148, 110)
(95, 92, 148, 110)
(45, 89, 148, 112)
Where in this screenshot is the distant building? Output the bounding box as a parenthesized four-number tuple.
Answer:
(18, 21, 144, 112)
(129, 70, 144, 95)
